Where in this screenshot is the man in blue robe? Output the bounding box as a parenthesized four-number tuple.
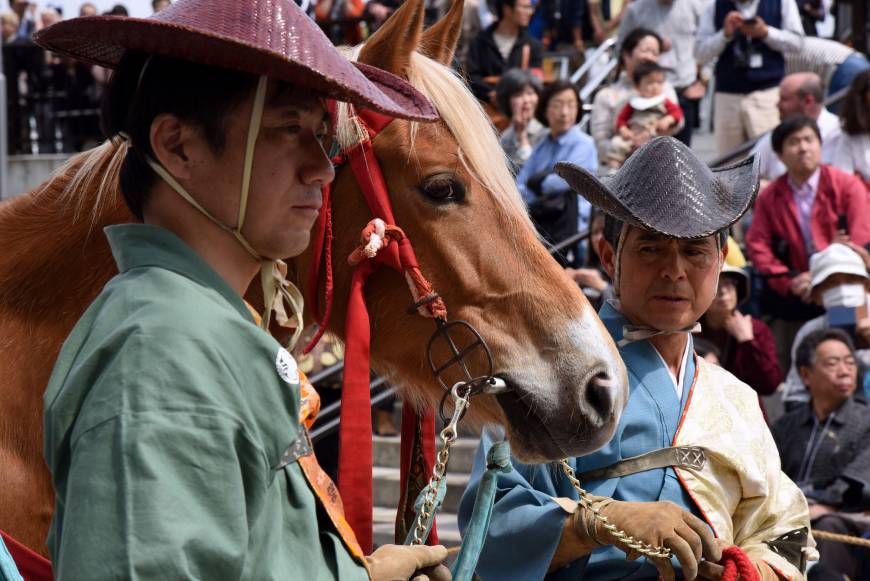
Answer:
(459, 137, 814, 581)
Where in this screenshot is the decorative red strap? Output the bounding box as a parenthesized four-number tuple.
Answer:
(1, 530, 52, 581)
(720, 546, 760, 581)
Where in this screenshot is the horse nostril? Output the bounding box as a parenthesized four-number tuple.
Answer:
(585, 372, 614, 419)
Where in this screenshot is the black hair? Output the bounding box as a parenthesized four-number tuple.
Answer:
(535, 80, 582, 127)
(632, 61, 669, 86)
(795, 328, 855, 372)
(602, 214, 728, 253)
(693, 337, 722, 361)
(495, 0, 516, 20)
(771, 115, 822, 154)
(495, 68, 542, 117)
(106, 4, 129, 15)
(101, 51, 258, 220)
(841, 69, 870, 136)
(619, 28, 662, 66)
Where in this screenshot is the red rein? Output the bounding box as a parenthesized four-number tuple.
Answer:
(304, 106, 442, 552)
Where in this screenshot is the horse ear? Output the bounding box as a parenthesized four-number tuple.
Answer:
(419, 0, 464, 66)
(357, 0, 426, 77)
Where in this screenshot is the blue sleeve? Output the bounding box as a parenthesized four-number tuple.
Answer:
(540, 172, 571, 195)
(515, 155, 536, 205)
(458, 431, 587, 580)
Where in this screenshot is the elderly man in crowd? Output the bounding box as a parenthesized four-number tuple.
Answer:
(459, 138, 814, 581)
(782, 243, 870, 410)
(752, 72, 842, 184)
(695, 0, 804, 156)
(746, 116, 870, 369)
(773, 329, 870, 581)
(616, 0, 709, 146)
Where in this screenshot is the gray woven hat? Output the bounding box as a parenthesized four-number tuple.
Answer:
(555, 137, 759, 239)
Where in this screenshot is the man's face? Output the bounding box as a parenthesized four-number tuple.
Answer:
(506, 0, 534, 28)
(801, 339, 857, 408)
(184, 81, 334, 261)
(777, 80, 802, 119)
(600, 228, 724, 331)
(778, 126, 821, 176)
(812, 273, 869, 305)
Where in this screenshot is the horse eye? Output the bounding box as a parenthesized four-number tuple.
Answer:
(419, 174, 465, 204)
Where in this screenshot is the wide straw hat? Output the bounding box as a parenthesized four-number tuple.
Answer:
(810, 243, 870, 290)
(555, 137, 759, 239)
(34, 0, 437, 121)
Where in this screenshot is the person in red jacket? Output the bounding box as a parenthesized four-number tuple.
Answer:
(696, 265, 781, 422)
(746, 115, 870, 369)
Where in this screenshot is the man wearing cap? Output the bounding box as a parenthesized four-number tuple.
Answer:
(31, 0, 450, 579)
(781, 243, 870, 410)
(459, 137, 813, 580)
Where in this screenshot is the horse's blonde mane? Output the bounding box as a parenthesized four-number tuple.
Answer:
(335, 48, 531, 227)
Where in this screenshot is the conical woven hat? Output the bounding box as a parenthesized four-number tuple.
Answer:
(555, 137, 759, 239)
(34, 0, 437, 121)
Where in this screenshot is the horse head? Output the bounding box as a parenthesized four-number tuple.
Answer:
(300, 0, 629, 462)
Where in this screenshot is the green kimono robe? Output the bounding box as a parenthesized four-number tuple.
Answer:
(43, 224, 368, 581)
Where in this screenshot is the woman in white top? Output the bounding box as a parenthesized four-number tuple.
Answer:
(589, 27, 679, 169)
(833, 70, 870, 189)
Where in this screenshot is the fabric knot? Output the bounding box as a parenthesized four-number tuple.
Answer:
(618, 322, 701, 348)
(347, 219, 407, 266)
(260, 259, 305, 350)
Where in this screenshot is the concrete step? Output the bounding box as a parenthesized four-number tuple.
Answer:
(372, 435, 481, 474)
(373, 466, 470, 515)
(372, 506, 462, 548)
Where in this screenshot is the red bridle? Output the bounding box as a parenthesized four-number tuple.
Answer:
(304, 104, 446, 552)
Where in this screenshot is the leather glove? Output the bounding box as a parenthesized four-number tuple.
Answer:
(365, 544, 451, 581)
(572, 497, 722, 581)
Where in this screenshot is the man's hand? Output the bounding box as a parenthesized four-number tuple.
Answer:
(856, 317, 870, 346)
(723, 11, 744, 38)
(789, 271, 812, 303)
(683, 80, 707, 100)
(580, 498, 722, 580)
(740, 16, 769, 39)
(366, 544, 451, 581)
(566, 267, 608, 292)
(631, 127, 653, 148)
(724, 311, 755, 343)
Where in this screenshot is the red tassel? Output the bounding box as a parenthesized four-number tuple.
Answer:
(720, 546, 760, 581)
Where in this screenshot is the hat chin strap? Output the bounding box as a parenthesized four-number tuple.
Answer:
(612, 224, 722, 348)
(145, 75, 304, 349)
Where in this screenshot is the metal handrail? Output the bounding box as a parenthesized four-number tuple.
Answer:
(581, 57, 618, 104)
(708, 85, 850, 169)
(570, 37, 617, 85)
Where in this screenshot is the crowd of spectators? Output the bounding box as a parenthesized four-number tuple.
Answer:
(1, 0, 168, 153)
(3, 0, 870, 574)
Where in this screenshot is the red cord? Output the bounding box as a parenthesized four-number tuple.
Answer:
(720, 546, 760, 581)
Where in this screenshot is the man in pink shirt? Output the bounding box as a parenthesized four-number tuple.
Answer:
(746, 115, 870, 369)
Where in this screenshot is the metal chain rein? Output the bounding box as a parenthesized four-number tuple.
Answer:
(411, 384, 471, 545)
(559, 459, 672, 560)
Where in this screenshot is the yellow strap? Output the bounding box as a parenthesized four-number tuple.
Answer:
(238, 75, 268, 233)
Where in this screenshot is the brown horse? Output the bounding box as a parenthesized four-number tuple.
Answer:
(0, 0, 628, 557)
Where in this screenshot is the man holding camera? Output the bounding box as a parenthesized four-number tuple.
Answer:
(695, 0, 804, 156)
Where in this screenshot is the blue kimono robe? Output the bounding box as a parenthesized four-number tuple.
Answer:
(458, 302, 709, 580)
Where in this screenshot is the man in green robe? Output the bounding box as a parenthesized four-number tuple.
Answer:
(34, 0, 449, 578)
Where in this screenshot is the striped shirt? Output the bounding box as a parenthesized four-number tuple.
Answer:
(785, 36, 855, 88)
